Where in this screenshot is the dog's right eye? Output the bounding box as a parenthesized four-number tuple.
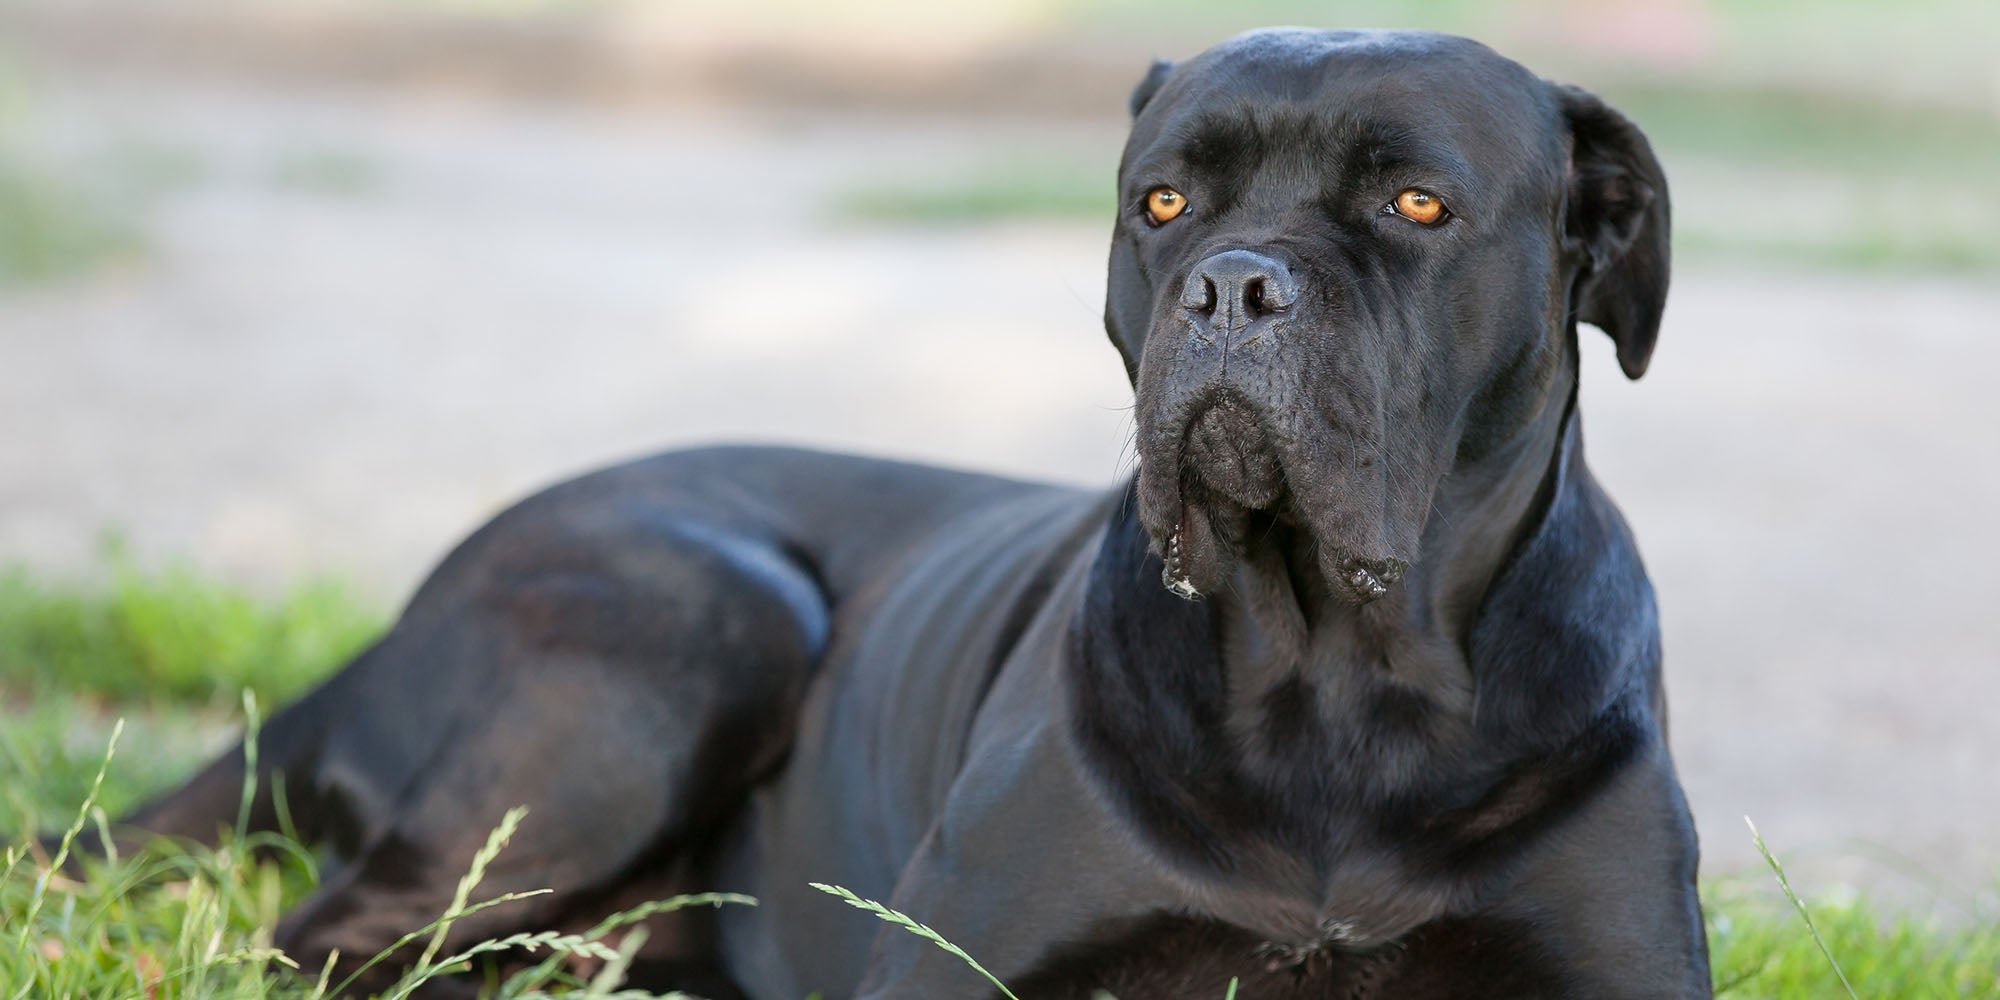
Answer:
(1144, 187, 1189, 225)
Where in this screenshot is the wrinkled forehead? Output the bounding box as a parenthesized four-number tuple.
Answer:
(1126, 30, 1561, 192)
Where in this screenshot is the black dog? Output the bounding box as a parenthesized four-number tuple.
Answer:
(97, 29, 1709, 999)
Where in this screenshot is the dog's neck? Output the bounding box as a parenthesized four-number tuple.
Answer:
(1212, 350, 1581, 705)
(1071, 339, 1656, 934)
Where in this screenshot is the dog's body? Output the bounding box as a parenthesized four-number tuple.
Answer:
(96, 29, 1711, 999)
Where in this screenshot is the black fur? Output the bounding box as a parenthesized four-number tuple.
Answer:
(59, 28, 1709, 1000)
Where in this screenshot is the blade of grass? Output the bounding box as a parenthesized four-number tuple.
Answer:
(235, 689, 261, 841)
(579, 925, 646, 998)
(575, 891, 757, 940)
(327, 886, 548, 996)
(810, 882, 1022, 1000)
(511, 891, 758, 991)
(10, 718, 121, 1000)
(407, 806, 527, 978)
(1745, 816, 1859, 1000)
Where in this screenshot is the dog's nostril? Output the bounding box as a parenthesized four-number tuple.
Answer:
(1183, 275, 1219, 315)
(1244, 277, 1266, 316)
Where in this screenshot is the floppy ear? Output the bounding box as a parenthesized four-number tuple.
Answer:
(1557, 85, 1670, 380)
(1129, 59, 1174, 118)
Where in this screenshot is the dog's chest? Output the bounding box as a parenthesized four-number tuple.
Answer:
(1003, 912, 1563, 1000)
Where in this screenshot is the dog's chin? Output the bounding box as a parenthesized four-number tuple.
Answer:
(1139, 406, 1408, 607)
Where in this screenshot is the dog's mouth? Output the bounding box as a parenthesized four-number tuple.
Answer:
(1140, 395, 1409, 607)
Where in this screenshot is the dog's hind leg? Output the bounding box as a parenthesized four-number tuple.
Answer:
(263, 514, 824, 996)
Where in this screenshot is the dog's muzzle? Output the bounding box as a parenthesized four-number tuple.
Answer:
(1137, 248, 1409, 607)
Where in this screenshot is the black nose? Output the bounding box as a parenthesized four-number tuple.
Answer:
(1180, 249, 1298, 342)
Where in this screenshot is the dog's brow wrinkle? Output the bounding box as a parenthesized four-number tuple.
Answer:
(1174, 111, 1271, 202)
(1332, 118, 1475, 192)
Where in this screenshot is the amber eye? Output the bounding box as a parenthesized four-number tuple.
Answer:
(1390, 189, 1448, 226)
(1144, 187, 1189, 225)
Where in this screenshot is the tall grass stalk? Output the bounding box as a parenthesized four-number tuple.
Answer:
(810, 881, 1024, 1000)
(9, 718, 121, 1000)
(1745, 815, 1860, 1000)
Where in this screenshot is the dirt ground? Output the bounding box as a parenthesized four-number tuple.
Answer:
(4, 77, 1997, 894)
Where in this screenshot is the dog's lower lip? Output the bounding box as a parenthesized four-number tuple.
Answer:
(1163, 507, 1202, 600)
(1165, 503, 1409, 609)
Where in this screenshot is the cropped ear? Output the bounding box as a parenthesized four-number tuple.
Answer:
(1129, 59, 1175, 118)
(1556, 85, 1670, 380)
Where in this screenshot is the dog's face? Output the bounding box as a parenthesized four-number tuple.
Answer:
(1109, 30, 1669, 603)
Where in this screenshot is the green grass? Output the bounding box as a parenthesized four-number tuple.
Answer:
(3, 564, 1997, 996)
(3, 724, 753, 998)
(0, 550, 383, 709)
(1707, 883, 2000, 998)
(0, 555, 382, 833)
(0, 691, 232, 837)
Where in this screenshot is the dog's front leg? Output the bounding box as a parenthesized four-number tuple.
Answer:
(1463, 748, 1714, 999)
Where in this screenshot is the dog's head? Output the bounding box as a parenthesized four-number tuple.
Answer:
(1108, 30, 1668, 604)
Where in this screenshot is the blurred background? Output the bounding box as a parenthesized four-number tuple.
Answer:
(1, 0, 1996, 902)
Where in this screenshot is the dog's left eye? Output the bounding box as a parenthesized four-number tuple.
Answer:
(1387, 189, 1449, 226)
